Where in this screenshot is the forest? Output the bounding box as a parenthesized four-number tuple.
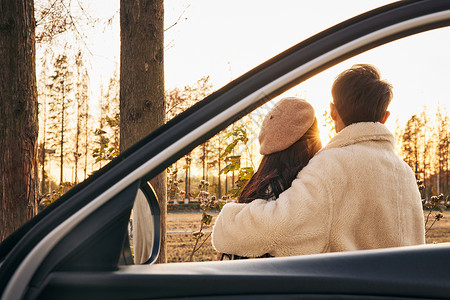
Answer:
(397, 108, 450, 198)
(37, 56, 450, 205)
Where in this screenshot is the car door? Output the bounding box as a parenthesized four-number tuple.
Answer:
(2, 1, 450, 299)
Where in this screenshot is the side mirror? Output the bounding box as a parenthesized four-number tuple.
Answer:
(120, 182, 160, 265)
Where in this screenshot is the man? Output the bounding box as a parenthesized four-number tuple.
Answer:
(212, 64, 425, 258)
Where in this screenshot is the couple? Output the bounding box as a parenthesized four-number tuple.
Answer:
(212, 64, 425, 259)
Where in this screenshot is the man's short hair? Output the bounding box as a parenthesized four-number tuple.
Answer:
(331, 64, 393, 126)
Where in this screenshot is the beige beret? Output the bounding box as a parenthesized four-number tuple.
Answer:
(259, 97, 315, 155)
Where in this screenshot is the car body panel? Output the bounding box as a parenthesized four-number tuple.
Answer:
(37, 244, 450, 299)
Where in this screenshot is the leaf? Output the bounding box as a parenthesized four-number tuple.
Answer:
(190, 192, 200, 198)
(235, 178, 249, 188)
(94, 128, 107, 135)
(224, 155, 241, 163)
(224, 131, 234, 139)
(220, 156, 242, 174)
(236, 128, 247, 141)
(216, 200, 225, 211)
(192, 231, 204, 239)
(202, 213, 213, 225)
(227, 188, 240, 198)
(239, 167, 254, 180)
(220, 159, 241, 175)
(220, 142, 237, 159)
(41, 199, 52, 206)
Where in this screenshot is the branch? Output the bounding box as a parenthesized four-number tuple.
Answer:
(188, 220, 204, 262)
(425, 218, 438, 235)
(244, 143, 256, 170)
(194, 232, 212, 252)
(164, 39, 175, 51)
(164, 4, 190, 32)
(76, 0, 95, 23)
(60, 0, 93, 56)
(166, 100, 187, 118)
(424, 202, 437, 228)
(36, 0, 60, 25)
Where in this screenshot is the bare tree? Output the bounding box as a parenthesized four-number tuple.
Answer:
(402, 115, 424, 177)
(435, 106, 449, 194)
(47, 53, 73, 185)
(0, 0, 39, 241)
(74, 50, 89, 184)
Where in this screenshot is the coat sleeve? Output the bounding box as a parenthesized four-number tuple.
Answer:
(211, 158, 334, 257)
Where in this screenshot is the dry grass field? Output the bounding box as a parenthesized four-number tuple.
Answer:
(167, 212, 219, 263)
(166, 211, 450, 263)
(424, 211, 450, 244)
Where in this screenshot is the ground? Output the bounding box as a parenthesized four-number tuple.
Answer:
(166, 211, 450, 263)
(425, 211, 450, 244)
(167, 211, 219, 263)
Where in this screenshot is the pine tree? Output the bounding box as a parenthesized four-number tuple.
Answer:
(166, 77, 213, 199)
(93, 69, 120, 167)
(419, 108, 432, 197)
(104, 69, 120, 156)
(38, 67, 50, 194)
(47, 53, 73, 185)
(435, 106, 449, 194)
(74, 50, 89, 184)
(402, 114, 424, 177)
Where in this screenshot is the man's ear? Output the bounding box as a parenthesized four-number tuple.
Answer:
(330, 102, 338, 121)
(381, 111, 390, 124)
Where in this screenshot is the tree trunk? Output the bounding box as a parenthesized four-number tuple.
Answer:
(60, 78, 65, 185)
(120, 0, 166, 263)
(74, 64, 80, 184)
(202, 143, 206, 180)
(218, 144, 221, 199)
(74, 99, 80, 184)
(84, 97, 89, 180)
(41, 95, 47, 194)
(41, 139, 46, 194)
(187, 157, 191, 199)
(185, 159, 188, 201)
(0, 0, 38, 241)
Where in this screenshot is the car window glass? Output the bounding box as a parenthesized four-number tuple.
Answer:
(164, 26, 450, 263)
(297, 27, 450, 244)
(165, 101, 273, 262)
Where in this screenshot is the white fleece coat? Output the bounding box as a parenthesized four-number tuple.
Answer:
(212, 122, 425, 257)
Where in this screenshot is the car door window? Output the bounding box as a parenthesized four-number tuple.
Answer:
(162, 25, 450, 263)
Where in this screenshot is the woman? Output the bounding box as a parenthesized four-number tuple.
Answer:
(219, 97, 322, 259)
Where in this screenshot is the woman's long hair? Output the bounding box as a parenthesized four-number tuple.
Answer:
(238, 118, 322, 203)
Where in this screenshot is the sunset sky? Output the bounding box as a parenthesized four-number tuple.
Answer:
(164, 0, 450, 133)
(75, 0, 450, 142)
(37, 0, 450, 157)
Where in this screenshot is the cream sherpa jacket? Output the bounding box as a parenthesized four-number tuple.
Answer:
(212, 122, 425, 257)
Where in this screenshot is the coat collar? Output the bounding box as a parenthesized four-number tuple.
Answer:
(321, 122, 395, 152)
